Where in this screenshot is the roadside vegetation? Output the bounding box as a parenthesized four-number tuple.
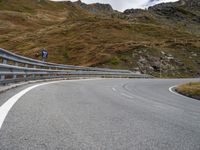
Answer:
(176, 82, 200, 100)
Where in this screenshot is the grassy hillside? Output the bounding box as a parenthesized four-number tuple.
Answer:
(0, 0, 199, 77)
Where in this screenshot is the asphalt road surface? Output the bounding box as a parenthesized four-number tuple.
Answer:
(0, 78, 200, 150)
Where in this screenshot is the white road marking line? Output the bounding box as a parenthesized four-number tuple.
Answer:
(169, 85, 179, 96)
(112, 88, 117, 92)
(0, 79, 99, 130)
(169, 85, 192, 99)
(120, 93, 133, 99)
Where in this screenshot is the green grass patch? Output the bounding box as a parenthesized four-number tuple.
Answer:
(110, 57, 120, 65)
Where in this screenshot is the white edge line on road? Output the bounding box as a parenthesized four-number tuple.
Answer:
(169, 85, 179, 96)
(0, 79, 99, 130)
(169, 85, 192, 99)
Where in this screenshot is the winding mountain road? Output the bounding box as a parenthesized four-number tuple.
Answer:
(0, 78, 200, 150)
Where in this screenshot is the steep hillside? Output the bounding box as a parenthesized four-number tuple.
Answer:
(0, 0, 199, 77)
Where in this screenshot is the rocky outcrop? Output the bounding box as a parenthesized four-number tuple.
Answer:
(148, 0, 200, 14)
(74, 0, 114, 14)
(122, 0, 200, 35)
(124, 9, 145, 15)
(178, 0, 200, 10)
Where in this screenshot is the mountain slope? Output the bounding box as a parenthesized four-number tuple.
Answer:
(0, 0, 199, 77)
(124, 0, 200, 34)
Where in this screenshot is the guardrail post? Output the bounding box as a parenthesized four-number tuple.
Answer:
(24, 64, 28, 79)
(32, 65, 36, 79)
(48, 67, 51, 78)
(0, 59, 7, 81)
(13, 62, 18, 79)
(2, 59, 7, 64)
(0, 74, 5, 81)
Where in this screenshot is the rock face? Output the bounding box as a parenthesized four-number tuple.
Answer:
(124, 0, 200, 14)
(123, 0, 200, 33)
(74, 0, 114, 14)
(149, 0, 200, 24)
(124, 0, 200, 15)
(148, 0, 200, 11)
(178, 0, 200, 10)
(124, 9, 145, 15)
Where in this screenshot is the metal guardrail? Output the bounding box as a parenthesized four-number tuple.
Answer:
(0, 48, 151, 85)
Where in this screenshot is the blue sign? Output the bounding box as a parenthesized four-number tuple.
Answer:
(42, 49, 48, 59)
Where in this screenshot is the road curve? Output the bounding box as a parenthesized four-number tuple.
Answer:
(0, 78, 200, 150)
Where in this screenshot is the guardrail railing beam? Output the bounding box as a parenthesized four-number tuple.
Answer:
(0, 48, 152, 85)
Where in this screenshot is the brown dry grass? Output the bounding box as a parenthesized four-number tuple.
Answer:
(176, 82, 200, 100)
